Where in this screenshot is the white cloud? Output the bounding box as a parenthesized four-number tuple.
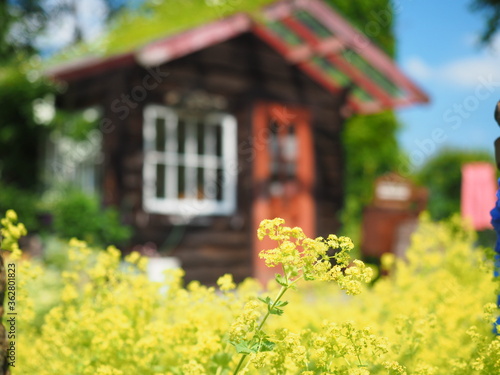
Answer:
(438, 56, 500, 87)
(402, 50, 500, 89)
(402, 56, 432, 80)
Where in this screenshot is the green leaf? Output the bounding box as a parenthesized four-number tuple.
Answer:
(275, 273, 288, 286)
(259, 339, 276, 352)
(254, 329, 268, 339)
(274, 300, 289, 307)
(269, 307, 284, 315)
(232, 341, 255, 354)
(290, 268, 300, 277)
(258, 296, 272, 306)
(303, 272, 316, 281)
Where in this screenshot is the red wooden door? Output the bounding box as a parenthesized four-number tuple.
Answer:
(252, 102, 315, 284)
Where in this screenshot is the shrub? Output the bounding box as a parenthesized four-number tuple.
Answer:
(51, 189, 131, 246)
(0, 183, 40, 232)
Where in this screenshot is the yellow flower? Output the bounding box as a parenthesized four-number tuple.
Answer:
(6, 209, 17, 222)
(217, 273, 236, 292)
(125, 251, 141, 264)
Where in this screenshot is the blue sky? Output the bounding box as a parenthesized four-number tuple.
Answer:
(394, 0, 500, 167)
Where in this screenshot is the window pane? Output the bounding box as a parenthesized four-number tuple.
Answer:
(185, 166, 196, 199)
(156, 164, 166, 198)
(204, 168, 216, 200)
(197, 122, 205, 155)
(205, 125, 216, 155)
(269, 122, 280, 180)
(177, 119, 186, 154)
(215, 125, 222, 157)
(216, 168, 224, 201)
(178, 165, 185, 198)
(284, 126, 297, 179)
(166, 165, 177, 199)
(197, 167, 204, 199)
(155, 118, 165, 152)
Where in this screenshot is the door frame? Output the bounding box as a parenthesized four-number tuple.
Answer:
(251, 101, 316, 284)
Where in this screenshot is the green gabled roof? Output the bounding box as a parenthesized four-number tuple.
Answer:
(47, 0, 427, 114)
(46, 0, 276, 67)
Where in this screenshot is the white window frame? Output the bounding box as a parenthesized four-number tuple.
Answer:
(143, 104, 237, 216)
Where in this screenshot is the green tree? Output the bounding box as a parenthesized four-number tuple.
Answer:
(0, 61, 55, 189)
(0, 0, 47, 59)
(0, 0, 55, 189)
(416, 148, 494, 221)
(471, 0, 500, 43)
(328, 0, 402, 240)
(326, 0, 396, 55)
(0, 0, 132, 190)
(342, 111, 404, 241)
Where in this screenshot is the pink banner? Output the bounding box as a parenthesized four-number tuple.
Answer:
(461, 162, 496, 230)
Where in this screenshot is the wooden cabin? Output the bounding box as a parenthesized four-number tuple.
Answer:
(47, 0, 428, 284)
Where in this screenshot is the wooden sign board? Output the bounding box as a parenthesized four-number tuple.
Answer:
(373, 173, 416, 210)
(361, 173, 427, 259)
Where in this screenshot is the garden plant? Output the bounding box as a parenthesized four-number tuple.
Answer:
(1, 211, 499, 374)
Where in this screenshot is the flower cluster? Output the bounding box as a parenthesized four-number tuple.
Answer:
(1, 209, 27, 258)
(228, 299, 263, 342)
(258, 218, 372, 294)
(217, 273, 236, 292)
(309, 321, 389, 371)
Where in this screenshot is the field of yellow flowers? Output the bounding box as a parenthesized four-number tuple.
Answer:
(2, 211, 500, 374)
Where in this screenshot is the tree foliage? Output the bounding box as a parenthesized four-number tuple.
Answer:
(329, 0, 401, 238)
(326, 0, 396, 56)
(0, 60, 55, 189)
(0, 0, 46, 59)
(341, 111, 404, 240)
(0, 0, 54, 188)
(416, 148, 494, 221)
(0, 1, 130, 189)
(471, 0, 500, 43)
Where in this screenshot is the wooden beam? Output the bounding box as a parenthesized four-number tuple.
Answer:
(47, 53, 135, 82)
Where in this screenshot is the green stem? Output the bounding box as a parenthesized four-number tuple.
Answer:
(215, 340, 231, 375)
(232, 281, 290, 375)
(256, 285, 287, 332)
(347, 336, 364, 367)
(232, 354, 247, 375)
